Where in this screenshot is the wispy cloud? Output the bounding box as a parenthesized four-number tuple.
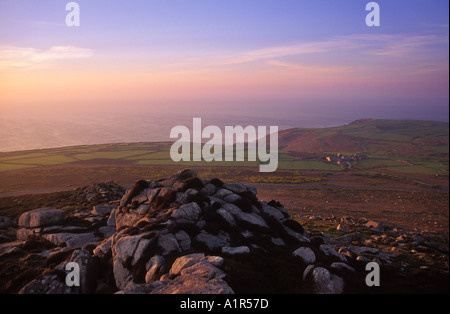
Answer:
(359, 34, 448, 57)
(219, 42, 329, 65)
(421, 23, 450, 29)
(33, 20, 67, 27)
(0, 46, 93, 70)
(266, 60, 352, 74)
(217, 33, 448, 65)
(407, 62, 450, 75)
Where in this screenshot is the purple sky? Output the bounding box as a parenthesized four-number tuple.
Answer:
(0, 0, 449, 122)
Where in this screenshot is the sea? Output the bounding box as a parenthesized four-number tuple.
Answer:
(0, 102, 448, 153)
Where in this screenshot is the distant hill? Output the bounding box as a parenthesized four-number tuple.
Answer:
(0, 119, 448, 176)
(279, 119, 449, 158)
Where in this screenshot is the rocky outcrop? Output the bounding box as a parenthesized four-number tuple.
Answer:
(0, 169, 448, 294)
(15, 206, 106, 247)
(18, 208, 66, 228)
(297, 214, 449, 265)
(76, 181, 125, 203)
(98, 168, 318, 294)
(16, 208, 66, 241)
(121, 253, 233, 294)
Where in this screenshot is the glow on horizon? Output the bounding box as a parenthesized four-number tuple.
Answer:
(0, 0, 448, 116)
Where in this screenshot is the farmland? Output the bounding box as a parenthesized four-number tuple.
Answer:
(0, 119, 447, 237)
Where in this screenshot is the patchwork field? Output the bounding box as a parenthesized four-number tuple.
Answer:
(0, 119, 448, 238)
(0, 119, 447, 176)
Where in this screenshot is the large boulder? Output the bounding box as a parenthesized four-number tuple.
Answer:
(150, 274, 233, 294)
(292, 247, 316, 264)
(43, 233, 100, 248)
(18, 208, 65, 228)
(171, 203, 202, 222)
(92, 205, 117, 215)
(303, 266, 345, 294)
(364, 220, 392, 232)
(123, 253, 233, 294)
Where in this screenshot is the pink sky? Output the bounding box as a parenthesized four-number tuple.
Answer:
(0, 1, 448, 119)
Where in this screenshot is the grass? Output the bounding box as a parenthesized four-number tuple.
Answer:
(0, 164, 37, 172)
(296, 217, 377, 239)
(193, 168, 323, 184)
(0, 120, 447, 176)
(7, 155, 77, 165)
(0, 142, 444, 177)
(341, 128, 413, 142)
(414, 161, 449, 171)
(0, 152, 49, 163)
(356, 158, 406, 169)
(279, 160, 341, 171)
(349, 152, 448, 176)
(244, 173, 323, 184)
(74, 150, 147, 160)
(385, 166, 443, 176)
(0, 142, 442, 175)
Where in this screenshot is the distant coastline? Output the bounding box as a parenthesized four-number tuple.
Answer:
(0, 117, 448, 154)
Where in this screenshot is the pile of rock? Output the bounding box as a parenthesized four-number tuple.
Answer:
(15, 206, 117, 249)
(17, 208, 66, 241)
(300, 213, 449, 262)
(76, 180, 125, 203)
(1, 169, 448, 294)
(98, 169, 323, 293)
(120, 253, 234, 294)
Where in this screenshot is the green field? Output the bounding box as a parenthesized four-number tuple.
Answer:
(0, 119, 448, 177)
(0, 142, 342, 173)
(0, 141, 445, 176)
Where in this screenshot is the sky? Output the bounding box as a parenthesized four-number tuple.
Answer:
(0, 0, 449, 120)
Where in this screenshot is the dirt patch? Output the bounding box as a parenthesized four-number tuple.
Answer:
(0, 191, 90, 218)
(0, 165, 448, 239)
(257, 186, 449, 238)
